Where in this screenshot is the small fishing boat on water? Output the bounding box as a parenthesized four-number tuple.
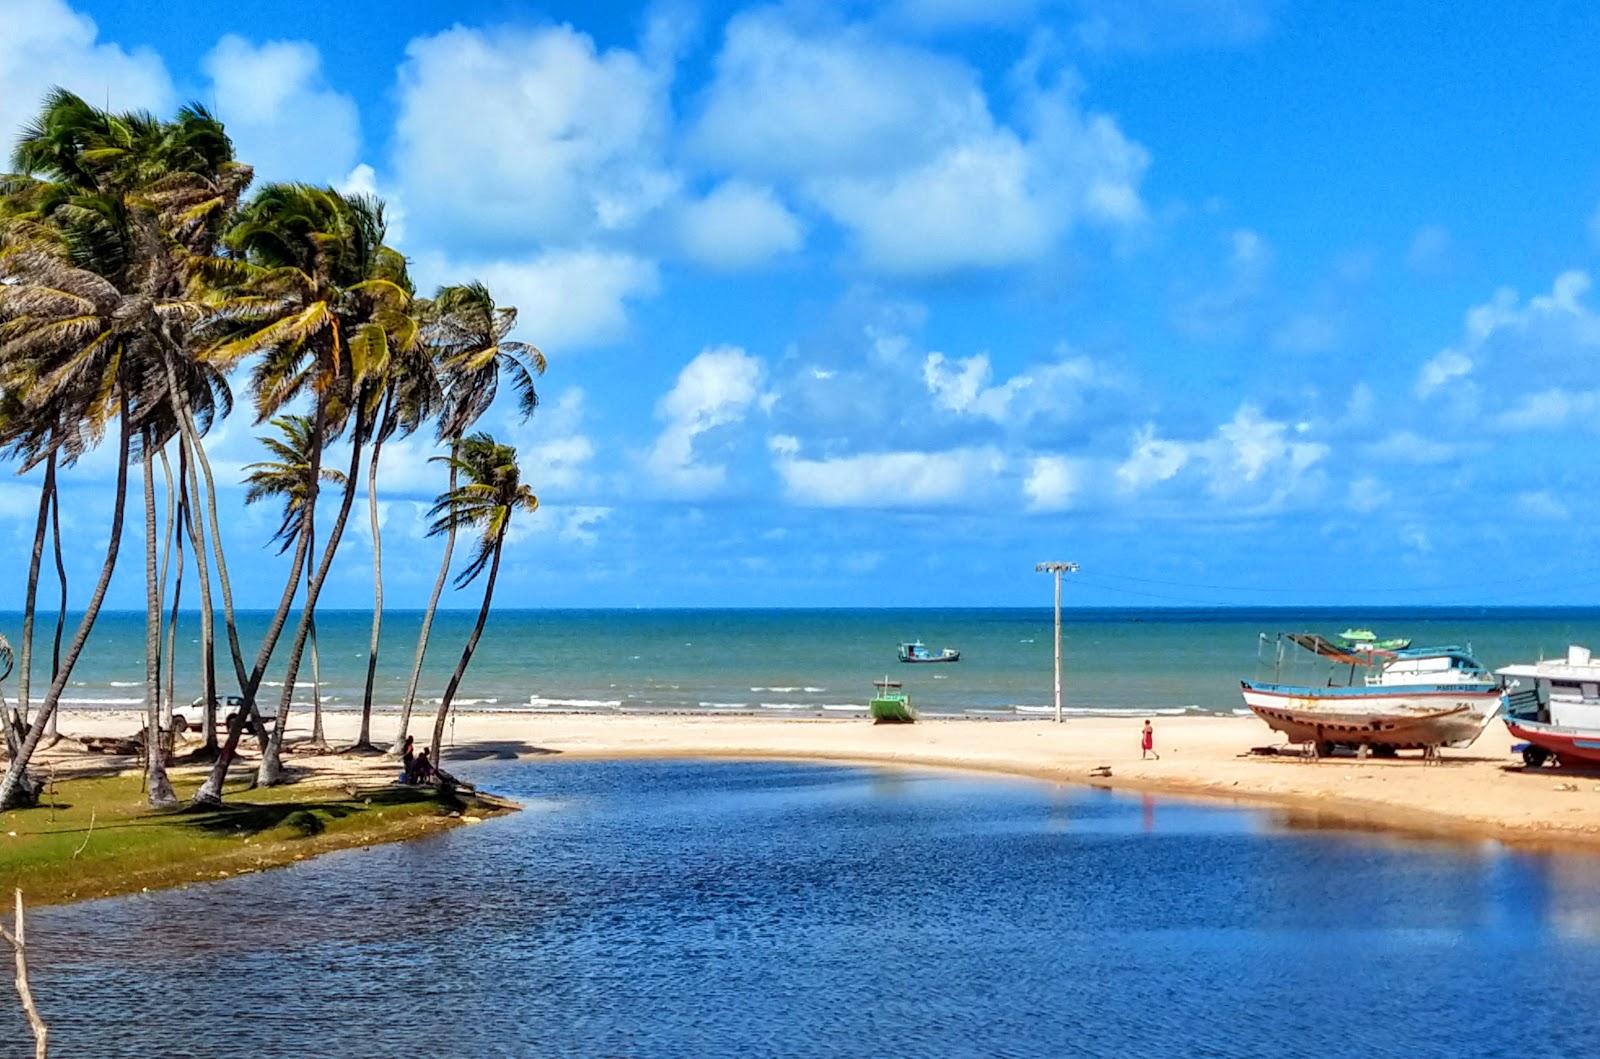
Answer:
(898, 641, 960, 663)
(870, 678, 916, 724)
(1338, 628, 1412, 651)
(1499, 645, 1600, 768)
(1242, 634, 1504, 756)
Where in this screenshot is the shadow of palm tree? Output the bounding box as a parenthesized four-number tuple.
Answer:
(443, 740, 559, 761)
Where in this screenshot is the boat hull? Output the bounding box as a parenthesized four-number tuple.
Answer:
(1505, 717, 1600, 767)
(1241, 681, 1504, 749)
(899, 653, 959, 663)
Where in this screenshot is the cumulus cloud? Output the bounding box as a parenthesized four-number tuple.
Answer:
(413, 250, 659, 353)
(1116, 404, 1327, 501)
(552, 505, 612, 545)
(775, 447, 1004, 508)
(393, 22, 675, 249)
(1415, 270, 1600, 402)
(0, 0, 173, 158)
(202, 35, 360, 184)
(677, 181, 803, 268)
(690, 10, 1147, 274)
(922, 348, 1110, 428)
(647, 346, 765, 495)
(1023, 455, 1081, 511)
(509, 388, 596, 494)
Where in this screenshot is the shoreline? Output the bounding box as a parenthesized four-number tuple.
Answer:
(39, 708, 1600, 855)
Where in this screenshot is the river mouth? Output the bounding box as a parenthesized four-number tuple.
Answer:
(14, 759, 1600, 1057)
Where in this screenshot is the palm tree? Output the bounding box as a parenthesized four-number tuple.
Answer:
(392, 284, 542, 756)
(0, 90, 242, 806)
(351, 302, 435, 752)
(242, 414, 345, 744)
(426, 435, 537, 763)
(200, 183, 412, 785)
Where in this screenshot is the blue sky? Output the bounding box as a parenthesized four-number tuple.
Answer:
(4, 0, 1600, 609)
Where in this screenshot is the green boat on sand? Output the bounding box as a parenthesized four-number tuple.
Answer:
(870, 679, 916, 724)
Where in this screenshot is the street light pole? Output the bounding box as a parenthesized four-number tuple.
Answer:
(1035, 562, 1079, 724)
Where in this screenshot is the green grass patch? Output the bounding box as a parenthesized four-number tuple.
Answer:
(0, 770, 499, 906)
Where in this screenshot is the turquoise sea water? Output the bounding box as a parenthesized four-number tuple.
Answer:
(12, 760, 1600, 1057)
(3, 607, 1599, 718)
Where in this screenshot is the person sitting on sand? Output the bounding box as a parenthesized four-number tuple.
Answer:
(411, 748, 436, 784)
(1141, 719, 1160, 760)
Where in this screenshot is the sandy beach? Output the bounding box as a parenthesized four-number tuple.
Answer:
(37, 707, 1600, 850)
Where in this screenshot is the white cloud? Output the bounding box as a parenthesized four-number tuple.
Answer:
(1117, 425, 1190, 490)
(1347, 475, 1391, 514)
(923, 352, 1029, 419)
(1415, 348, 1472, 395)
(1496, 388, 1600, 431)
(677, 181, 803, 268)
(414, 250, 659, 353)
(1360, 431, 1470, 465)
(202, 35, 359, 185)
(513, 388, 595, 493)
(1117, 404, 1327, 499)
(337, 164, 406, 244)
(775, 447, 1004, 508)
(553, 505, 612, 545)
(922, 348, 1110, 427)
(1515, 491, 1571, 521)
(1024, 456, 1081, 512)
(766, 434, 801, 457)
(648, 346, 764, 495)
(393, 23, 675, 248)
(0, 0, 173, 161)
(691, 10, 1147, 274)
(1416, 270, 1600, 398)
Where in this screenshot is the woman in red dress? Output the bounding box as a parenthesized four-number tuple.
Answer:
(1141, 720, 1159, 760)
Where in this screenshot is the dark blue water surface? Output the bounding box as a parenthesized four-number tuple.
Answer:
(12, 759, 1600, 1058)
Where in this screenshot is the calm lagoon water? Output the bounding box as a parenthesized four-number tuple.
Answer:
(11, 759, 1600, 1058)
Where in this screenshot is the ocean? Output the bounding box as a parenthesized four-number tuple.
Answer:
(3, 606, 1599, 719)
(15, 759, 1600, 1057)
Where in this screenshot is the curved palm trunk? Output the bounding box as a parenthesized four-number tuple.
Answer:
(176, 440, 218, 754)
(164, 478, 185, 734)
(16, 451, 55, 727)
(305, 510, 328, 751)
(430, 523, 508, 763)
(156, 445, 178, 733)
(162, 356, 250, 711)
(190, 519, 311, 804)
(390, 455, 457, 757)
(44, 474, 66, 744)
(257, 422, 366, 787)
(0, 403, 131, 811)
(356, 425, 388, 750)
(142, 434, 178, 809)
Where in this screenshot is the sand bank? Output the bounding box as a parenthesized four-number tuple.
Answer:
(41, 708, 1600, 851)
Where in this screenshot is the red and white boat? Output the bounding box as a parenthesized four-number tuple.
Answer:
(1500, 646, 1600, 768)
(1243, 634, 1504, 755)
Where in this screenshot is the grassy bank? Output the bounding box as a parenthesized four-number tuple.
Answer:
(0, 770, 512, 906)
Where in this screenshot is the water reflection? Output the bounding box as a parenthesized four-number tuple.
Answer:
(10, 759, 1600, 1059)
